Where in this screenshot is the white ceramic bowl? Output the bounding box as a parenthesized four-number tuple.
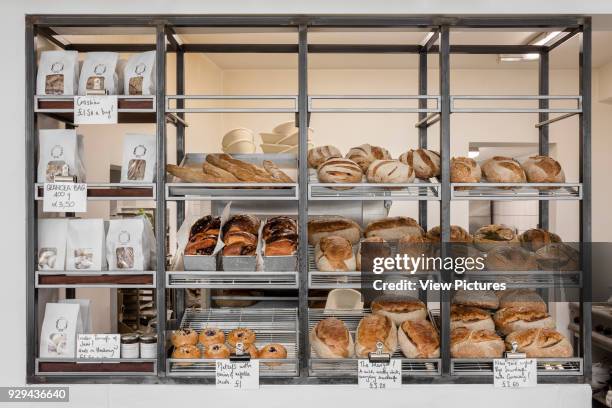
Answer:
(222, 128, 254, 148)
(281, 143, 314, 154)
(223, 139, 256, 154)
(276, 129, 314, 146)
(260, 143, 295, 153)
(259, 132, 286, 144)
(273, 121, 298, 135)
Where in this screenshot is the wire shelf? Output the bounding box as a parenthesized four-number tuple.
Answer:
(451, 358, 583, 376)
(308, 308, 441, 377)
(35, 183, 156, 201)
(35, 270, 156, 288)
(35, 358, 157, 376)
(463, 270, 582, 289)
(166, 271, 299, 289)
(451, 182, 582, 201)
(167, 308, 299, 377)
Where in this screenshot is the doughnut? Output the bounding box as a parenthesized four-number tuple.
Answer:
(198, 327, 225, 347)
(258, 343, 287, 366)
(227, 328, 256, 347)
(171, 344, 201, 359)
(204, 343, 231, 359)
(171, 328, 198, 347)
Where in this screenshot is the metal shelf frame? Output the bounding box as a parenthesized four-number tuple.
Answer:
(25, 14, 591, 386)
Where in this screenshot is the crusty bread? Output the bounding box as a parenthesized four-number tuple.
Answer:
(505, 328, 573, 358)
(366, 159, 415, 184)
(493, 307, 556, 335)
(263, 160, 294, 182)
(308, 145, 342, 169)
(206, 153, 280, 183)
(317, 157, 363, 189)
(398, 320, 440, 358)
(426, 225, 472, 243)
(521, 155, 565, 186)
(364, 216, 424, 241)
(498, 289, 547, 313)
(310, 317, 355, 358)
(473, 224, 518, 251)
(399, 149, 441, 179)
(355, 314, 398, 358)
(308, 216, 362, 245)
(371, 296, 427, 325)
(451, 156, 482, 187)
(397, 234, 431, 262)
(535, 243, 579, 271)
(450, 305, 495, 331)
(519, 228, 562, 252)
(167, 164, 229, 183)
(450, 328, 505, 358)
(452, 289, 499, 310)
(346, 144, 391, 172)
(481, 156, 526, 186)
(315, 235, 356, 272)
(485, 245, 538, 271)
(356, 237, 391, 271)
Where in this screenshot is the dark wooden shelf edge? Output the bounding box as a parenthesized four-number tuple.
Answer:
(38, 274, 154, 285)
(38, 361, 155, 373)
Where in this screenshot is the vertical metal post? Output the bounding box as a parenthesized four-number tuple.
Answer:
(297, 23, 309, 380)
(25, 18, 37, 382)
(155, 23, 168, 377)
(578, 18, 592, 384)
(418, 50, 428, 231)
(175, 45, 185, 322)
(438, 25, 451, 376)
(538, 51, 549, 230)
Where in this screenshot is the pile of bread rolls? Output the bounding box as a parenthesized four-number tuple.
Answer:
(310, 296, 439, 359)
(171, 327, 287, 365)
(450, 288, 573, 358)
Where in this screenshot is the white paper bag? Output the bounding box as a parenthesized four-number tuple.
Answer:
(78, 52, 119, 95)
(120, 133, 156, 183)
(38, 218, 68, 271)
(66, 219, 105, 271)
(39, 303, 82, 358)
(37, 50, 79, 95)
(123, 51, 156, 96)
(106, 216, 156, 270)
(37, 129, 86, 183)
(59, 298, 92, 334)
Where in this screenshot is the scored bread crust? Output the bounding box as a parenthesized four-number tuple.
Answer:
(346, 144, 392, 172)
(317, 157, 363, 188)
(452, 289, 499, 310)
(365, 159, 415, 183)
(356, 237, 391, 270)
(451, 156, 482, 184)
(308, 145, 342, 169)
(399, 149, 441, 179)
(481, 156, 526, 185)
(450, 328, 505, 358)
(310, 317, 355, 358)
(521, 155, 565, 184)
(498, 289, 547, 313)
(519, 228, 562, 252)
(505, 328, 573, 358)
(315, 235, 356, 272)
(485, 245, 538, 271)
(308, 216, 362, 245)
(493, 307, 555, 335)
(426, 225, 473, 243)
(450, 305, 495, 331)
(371, 297, 427, 326)
(364, 216, 424, 241)
(398, 320, 440, 358)
(355, 314, 398, 358)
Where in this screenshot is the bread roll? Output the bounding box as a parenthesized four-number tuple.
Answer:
(473, 224, 518, 251)
(451, 156, 482, 187)
(371, 296, 427, 325)
(315, 236, 356, 272)
(452, 289, 499, 310)
(450, 328, 505, 358)
(308, 145, 342, 169)
(485, 245, 538, 271)
(481, 156, 526, 186)
(317, 157, 363, 189)
(493, 307, 555, 335)
(198, 328, 225, 347)
(346, 144, 391, 172)
(171, 329, 198, 347)
(498, 289, 547, 313)
(535, 243, 579, 271)
(356, 237, 391, 271)
(426, 225, 472, 243)
(204, 343, 230, 359)
(366, 160, 415, 184)
(259, 344, 287, 366)
(364, 216, 424, 241)
(227, 328, 256, 347)
(505, 328, 573, 358)
(310, 317, 355, 358)
(398, 320, 440, 358)
(450, 305, 495, 331)
(355, 314, 398, 358)
(172, 344, 201, 359)
(519, 228, 562, 252)
(399, 149, 441, 179)
(308, 216, 362, 245)
(521, 155, 565, 186)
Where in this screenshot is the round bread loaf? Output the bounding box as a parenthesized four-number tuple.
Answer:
(310, 317, 355, 358)
(399, 149, 441, 179)
(451, 156, 482, 189)
(485, 245, 538, 271)
(452, 289, 499, 310)
(365, 216, 424, 241)
(346, 144, 391, 172)
(355, 314, 398, 358)
(505, 328, 573, 358)
(498, 289, 547, 313)
(315, 235, 356, 272)
(308, 145, 342, 169)
(356, 237, 391, 270)
(493, 307, 555, 335)
(450, 305, 495, 331)
(450, 328, 505, 358)
(521, 155, 565, 187)
(365, 159, 415, 184)
(398, 320, 440, 358)
(426, 225, 473, 243)
(397, 234, 432, 267)
(259, 343, 287, 366)
(371, 296, 427, 325)
(317, 157, 363, 189)
(519, 228, 562, 252)
(308, 216, 362, 245)
(473, 224, 518, 251)
(481, 156, 526, 186)
(535, 243, 579, 271)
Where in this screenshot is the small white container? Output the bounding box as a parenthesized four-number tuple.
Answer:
(273, 121, 298, 135)
(120, 334, 140, 359)
(223, 139, 256, 154)
(139, 334, 157, 359)
(222, 128, 254, 148)
(260, 132, 286, 144)
(276, 129, 314, 146)
(324, 289, 363, 311)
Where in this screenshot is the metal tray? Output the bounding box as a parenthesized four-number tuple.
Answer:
(183, 254, 218, 271)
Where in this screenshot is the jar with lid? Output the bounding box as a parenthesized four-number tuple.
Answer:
(139, 334, 157, 359)
(120, 333, 140, 359)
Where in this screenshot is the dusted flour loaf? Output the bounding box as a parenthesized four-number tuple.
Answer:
(398, 320, 440, 358)
(310, 317, 354, 358)
(505, 328, 573, 358)
(450, 305, 495, 331)
(355, 314, 398, 358)
(346, 144, 391, 172)
(366, 159, 415, 183)
(481, 156, 526, 186)
(308, 216, 362, 245)
(364, 216, 424, 241)
(317, 157, 363, 189)
(399, 149, 440, 179)
(493, 307, 555, 335)
(308, 145, 342, 169)
(450, 328, 505, 358)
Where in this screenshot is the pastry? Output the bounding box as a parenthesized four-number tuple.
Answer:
(481, 156, 526, 186)
(185, 234, 218, 256)
(366, 159, 415, 184)
(204, 343, 231, 359)
(450, 328, 505, 358)
(259, 343, 287, 366)
(371, 296, 427, 325)
(535, 243, 579, 271)
(263, 216, 298, 256)
(308, 145, 342, 169)
(505, 328, 573, 358)
(317, 158, 363, 189)
(355, 314, 398, 358)
(315, 235, 356, 272)
(346, 144, 391, 172)
(171, 328, 198, 347)
(426, 225, 472, 243)
(398, 320, 440, 358)
(450, 305, 495, 331)
(223, 231, 258, 246)
(222, 243, 257, 256)
(308, 216, 362, 245)
(493, 307, 555, 335)
(485, 245, 538, 271)
(521, 155, 565, 187)
(498, 289, 547, 313)
(227, 328, 256, 347)
(262, 216, 297, 240)
(223, 214, 260, 236)
(310, 317, 355, 358)
(364, 216, 424, 241)
(451, 156, 482, 188)
(399, 149, 441, 179)
(519, 228, 562, 252)
(198, 327, 225, 347)
(473, 224, 518, 251)
(356, 237, 391, 270)
(452, 289, 499, 310)
(172, 344, 201, 359)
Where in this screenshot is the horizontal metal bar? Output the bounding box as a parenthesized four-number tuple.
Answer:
(166, 95, 298, 113)
(451, 95, 582, 114)
(309, 44, 420, 54)
(309, 95, 440, 113)
(535, 112, 579, 128)
(446, 44, 546, 54)
(183, 44, 297, 53)
(66, 44, 156, 52)
(547, 27, 582, 51)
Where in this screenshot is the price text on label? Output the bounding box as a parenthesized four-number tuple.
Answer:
(493, 358, 537, 388)
(358, 359, 402, 389)
(43, 183, 87, 213)
(74, 95, 118, 124)
(216, 360, 259, 390)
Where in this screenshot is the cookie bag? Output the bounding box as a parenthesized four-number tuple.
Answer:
(106, 216, 156, 271)
(66, 219, 105, 271)
(37, 129, 86, 183)
(36, 50, 79, 95)
(120, 133, 156, 183)
(123, 51, 156, 96)
(38, 218, 68, 271)
(39, 303, 82, 358)
(78, 52, 119, 95)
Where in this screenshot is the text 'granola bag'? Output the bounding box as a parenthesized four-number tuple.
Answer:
(38, 218, 68, 271)
(106, 216, 156, 271)
(36, 50, 79, 95)
(120, 133, 156, 183)
(66, 219, 105, 271)
(39, 303, 82, 358)
(37, 129, 86, 183)
(123, 51, 156, 96)
(78, 52, 119, 95)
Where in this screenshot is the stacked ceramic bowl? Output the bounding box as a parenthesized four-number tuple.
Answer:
(222, 128, 257, 154)
(260, 121, 314, 154)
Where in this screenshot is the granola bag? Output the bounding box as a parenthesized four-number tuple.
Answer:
(123, 51, 156, 96)
(106, 216, 156, 271)
(36, 50, 79, 95)
(120, 133, 156, 183)
(66, 219, 106, 271)
(38, 218, 68, 271)
(37, 129, 86, 183)
(78, 52, 119, 95)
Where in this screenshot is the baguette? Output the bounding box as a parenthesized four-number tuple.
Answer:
(263, 160, 294, 182)
(206, 154, 279, 183)
(201, 162, 240, 182)
(166, 164, 225, 183)
(216, 154, 273, 179)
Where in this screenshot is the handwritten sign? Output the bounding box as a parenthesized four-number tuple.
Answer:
(43, 182, 87, 213)
(74, 95, 117, 124)
(494, 358, 537, 388)
(358, 359, 402, 389)
(76, 334, 120, 359)
(216, 360, 259, 390)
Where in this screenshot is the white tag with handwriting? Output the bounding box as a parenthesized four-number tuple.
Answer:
(216, 360, 259, 390)
(43, 182, 87, 213)
(494, 358, 537, 388)
(358, 359, 402, 389)
(74, 95, 117, 124)
(76, 334, 120, 359)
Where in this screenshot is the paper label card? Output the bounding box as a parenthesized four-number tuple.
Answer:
(76, 334, 120, 359)
(494, 358, 537, 388)
(43, 182, 87, 213)
(358, 359, 402, 389)
(216, 360, 259, 390)
(74, 95, 118, 124)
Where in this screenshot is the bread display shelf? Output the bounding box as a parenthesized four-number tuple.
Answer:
(166, 95, 298, 113)
(35, 358, 157, 376)
(166, 153, 298, 201)
(35, 183, 156, 201)
(35, 270, 156, 288)
(568, 322, 612, 354)
(166, 308, 299, 377)
(166, 271, 299, 289)
(308, 308, 441, 378)
(463, 270, 582, 289)
(451, 182, 582, 201)
(450, 95, 582, 114)
(308, 95, 441, 113)
(450, 358, 583, 376)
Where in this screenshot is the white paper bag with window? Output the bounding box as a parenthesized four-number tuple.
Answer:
(78, 52, 119, 95)
(123, 51, 156, 96)
(120, 133, 156, 183)
(36, 50, 79, 95)
(66, 219, 106, 271)
(106, 216, 156, 271)
(59, 298, 92, 334)
(37, 218, 68, 271)
(37, 129, 86, 183)
(39, 303, 82, 358)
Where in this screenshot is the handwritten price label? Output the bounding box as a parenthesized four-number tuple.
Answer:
(216, 360, 259, 390)
(494, 359, 537, 388)
(43, 182, 87, 213)
(77, 334, 120, 359)
(74, 95, 117, 124)
(358, 359, 402, 389)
